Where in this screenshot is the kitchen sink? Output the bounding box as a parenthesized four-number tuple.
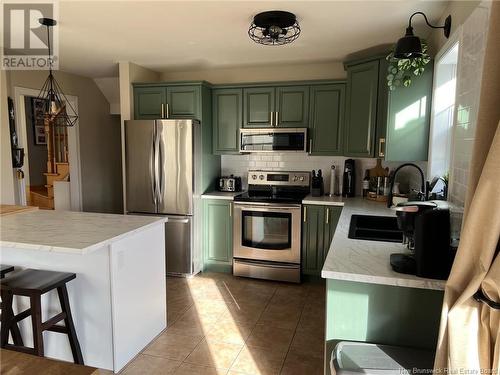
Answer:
(348, 214, 403, 242)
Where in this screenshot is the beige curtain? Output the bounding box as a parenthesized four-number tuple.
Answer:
(434, 1, 500, 372)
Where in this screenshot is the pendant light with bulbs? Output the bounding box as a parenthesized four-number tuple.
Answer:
(36, 17, 78, 127)
(248, 11, 300, 46)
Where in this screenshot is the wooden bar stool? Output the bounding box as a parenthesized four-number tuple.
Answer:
(0, 265, 14, 279)
(0, 265, 23, 347)
(0, 269, 83, 364)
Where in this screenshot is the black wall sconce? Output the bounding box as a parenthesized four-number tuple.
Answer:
(394, 12, 452, 59)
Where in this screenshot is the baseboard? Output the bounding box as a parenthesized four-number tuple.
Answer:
(203, 262, 233, 274)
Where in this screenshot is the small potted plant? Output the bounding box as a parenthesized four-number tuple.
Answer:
(386, 40, 431, 90)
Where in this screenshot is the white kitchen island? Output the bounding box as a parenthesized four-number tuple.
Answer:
(0, 210, 167, 373)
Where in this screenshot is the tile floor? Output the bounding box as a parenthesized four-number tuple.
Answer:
(120, 272, 326, 375)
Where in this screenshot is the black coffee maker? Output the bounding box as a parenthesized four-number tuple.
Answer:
(390, 201, 455, 280)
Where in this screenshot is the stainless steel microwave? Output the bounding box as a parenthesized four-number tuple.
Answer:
(239, 128, 308, 153)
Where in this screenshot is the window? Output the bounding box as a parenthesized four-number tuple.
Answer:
(428, 42, 459, 181)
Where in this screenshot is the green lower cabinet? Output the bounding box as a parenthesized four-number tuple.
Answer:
(309, 84, 345, 155)
(326, 279, 444, 351)
(203, 199, 233, 272)
(302, 205, 342, 276)
(212, 88, 242, 154)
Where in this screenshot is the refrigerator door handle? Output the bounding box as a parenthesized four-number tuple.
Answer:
(154, 123, 161, 205)
(149, 126, 157, 205)
(167, 217, 189, 224)
(158, 131, 165, 204)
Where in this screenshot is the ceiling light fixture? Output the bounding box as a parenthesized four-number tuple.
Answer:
(36, 18, 78, 127)
(394, 12, 451, 59)
(248, 11, 300, 46)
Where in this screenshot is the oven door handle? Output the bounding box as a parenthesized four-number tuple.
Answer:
(233, 203, 301, 210)
(234, 259, 299, 269)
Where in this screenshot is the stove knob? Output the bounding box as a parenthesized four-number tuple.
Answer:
(252, 174, 257, 180)
(293, 176, 298, 181)
(299, 176, 305, 181)
(259, 174, 265, 180)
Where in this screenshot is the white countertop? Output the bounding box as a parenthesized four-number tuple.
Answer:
(321, 198, 446, 291)
(302, 194, 345, 206)
(0, 210, 167, 254)
(201, 191, 243, 200)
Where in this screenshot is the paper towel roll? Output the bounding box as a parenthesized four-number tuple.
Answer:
(329, 165, 335, 196)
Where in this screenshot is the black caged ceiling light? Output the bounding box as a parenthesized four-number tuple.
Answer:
(394, 12, 451, 59)
(36, 18, 78, 127)
(248, 11, 301, 46)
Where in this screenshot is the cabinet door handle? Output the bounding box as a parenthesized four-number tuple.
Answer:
(326, 208, 330, 224)
(229, 202, 232, 217)
(166, 103, 170, 119)
(275, 111, 279, 126)
(303, 206, 307, 222)
(309, 139, 313, 155)
(161, 103, 165, 119)
(378, 138, 386, 158)
(270, 111, 273, 127)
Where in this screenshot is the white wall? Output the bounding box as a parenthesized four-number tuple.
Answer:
(429, 1, 481, 55)
(160, 61, 346, 84)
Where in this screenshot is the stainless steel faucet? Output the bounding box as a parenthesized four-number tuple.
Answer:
(387, 163, 427, 208)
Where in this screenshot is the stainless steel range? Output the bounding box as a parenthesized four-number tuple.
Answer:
(233, 170, 310, 283)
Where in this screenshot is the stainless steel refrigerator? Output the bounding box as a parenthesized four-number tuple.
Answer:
(125, 119, 201, 276)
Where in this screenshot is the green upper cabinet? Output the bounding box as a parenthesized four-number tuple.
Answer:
(275, 86, 309, 127)
(134, 86, 166, 119)
(384, 65, 434, 161)
(243, 86, 309, 128)
(309, 84, 345, 155)
(203, 199, 233, 272)
(343, 55, 433, 160)
(243, 87, 275, 127)
(133, 84, 201, 120)
(344, 60, 380, 157)
(213, 88, 242, 154)
(166, 85, 200, 119)
(302, 205, 342, 276)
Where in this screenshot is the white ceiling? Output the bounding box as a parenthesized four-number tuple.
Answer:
(55, 1, 449, 78)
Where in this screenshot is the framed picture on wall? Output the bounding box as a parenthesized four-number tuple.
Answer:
(32, 98, 47, 145)
(35, 126, 46, 145)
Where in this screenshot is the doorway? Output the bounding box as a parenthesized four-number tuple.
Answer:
(23, 96, 50, 207)
(14, 87, 82, 211)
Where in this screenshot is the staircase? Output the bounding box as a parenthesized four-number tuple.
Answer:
(29, 162, 69, 210)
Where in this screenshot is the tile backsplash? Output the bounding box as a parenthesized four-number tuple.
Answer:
(221, 154, 427, 196)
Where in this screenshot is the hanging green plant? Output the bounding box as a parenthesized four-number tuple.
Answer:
(386, 40, 431, 90)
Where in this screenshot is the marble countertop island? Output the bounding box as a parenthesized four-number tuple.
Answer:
(0, 210, 166, 254)
(201, 191, 243, 200)
(0, 209, 167, 371)
(321, 197, 446, 291)
(302, 194, 345, 206)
